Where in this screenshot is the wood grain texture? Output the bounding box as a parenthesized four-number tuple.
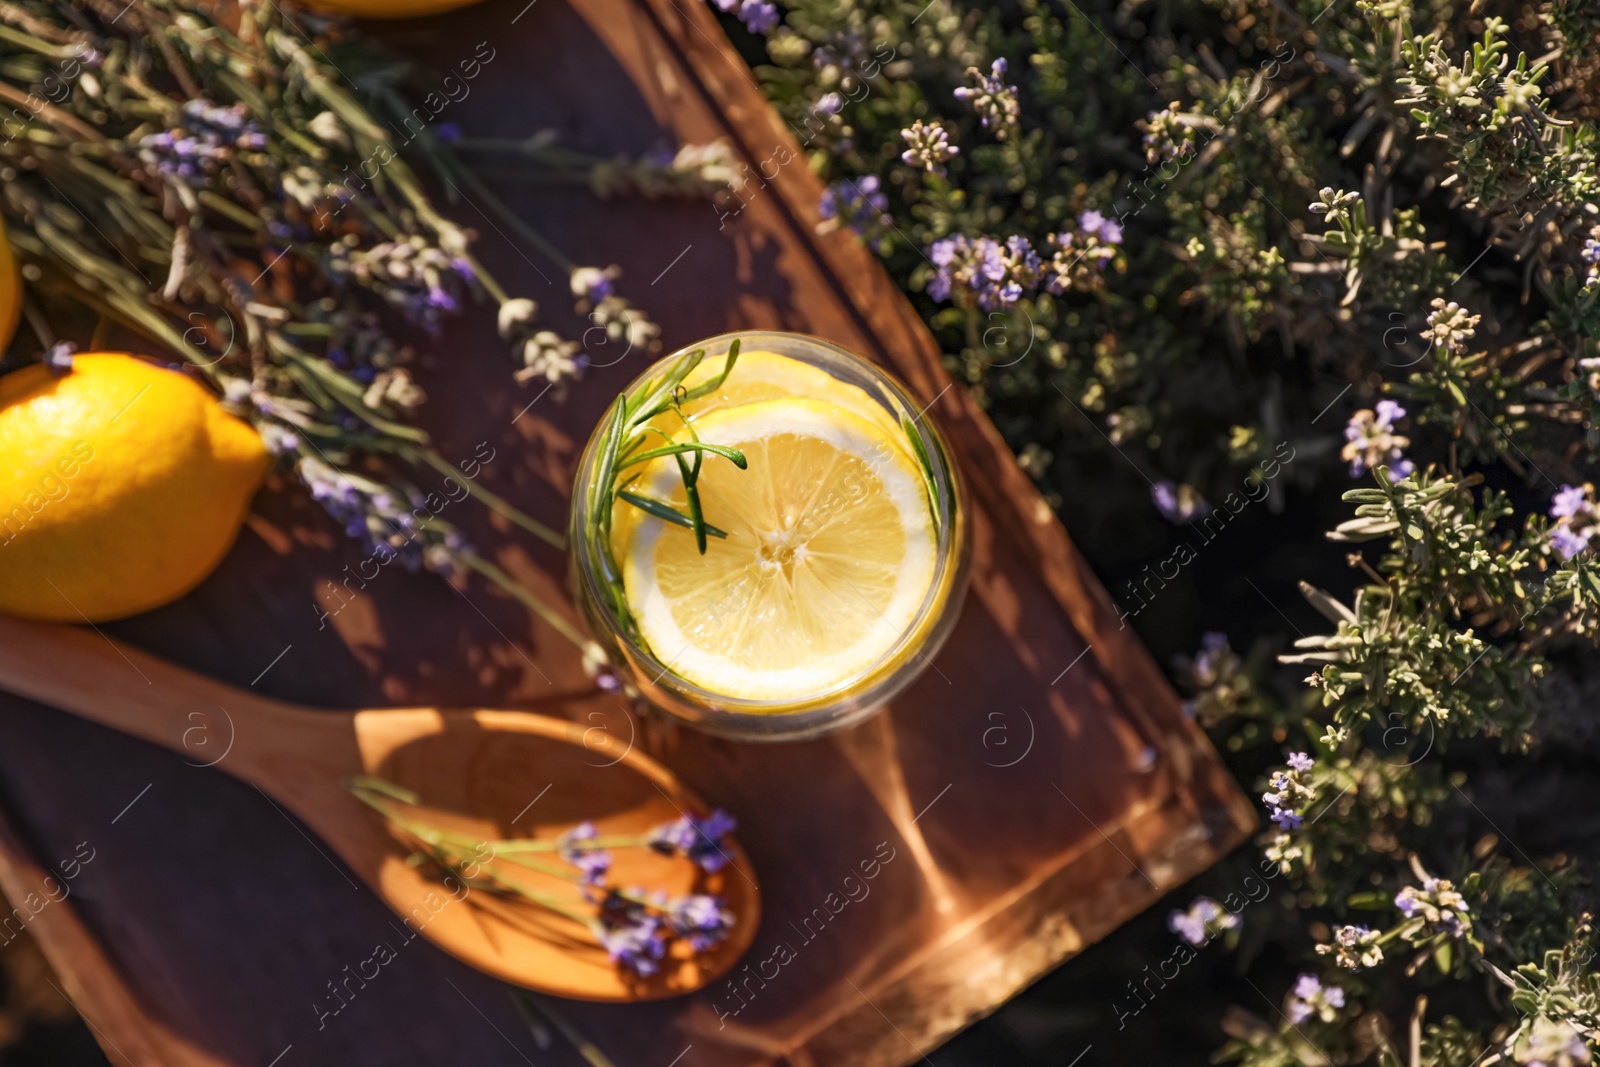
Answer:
(0, 0, 1255, 1064)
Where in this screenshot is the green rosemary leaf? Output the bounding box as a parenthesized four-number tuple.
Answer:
(675, 451, 710, 554)
(616, 441, 748, 470)
(592, 397, 629, 537)
(617, 492, 732, 543)
(900, 413, 942, 530)
(616, 490, 728, 538)
(627, 347, 705, 424)
(681, 338, 742, 403)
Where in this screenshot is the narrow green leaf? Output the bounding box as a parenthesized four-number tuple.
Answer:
(900, 413, 942, 529)
(616, 491, 728, 538)
(592, 397, 629, 537)
(676, 452, 709, 554)
(617, 442, 747, 470)
(681, 338, 742, 403)
(627, 347, 705, 424)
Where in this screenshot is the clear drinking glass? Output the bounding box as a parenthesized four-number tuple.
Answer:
(570, 331, 969, 742)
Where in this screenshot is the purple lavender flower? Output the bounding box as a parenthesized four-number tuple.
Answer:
(954, 59, 1020, 139)
(818, 175, 890, 248)
(1191, 632, 1230, 685)
(647, 810, 737, 872)
(818, 176, 889, 243)
(664, 894, 735, 952)
(1320, 924, 1384, 969)
(1583, 228, 1600, 289)
(1287, 977, 1317, 1023)
(558, 822, 613, 888)
(927, 244, 956, 302)
(1547, 484, 1596, 559)
(1005, 235, 1041, 277)
(1375, 400, 1405, 426)
(1342, 402, 1413, 477)
(326, 237, 480, 335)
(138, 99, 267, 187)
(1167, 896, 1239, 946)
(1043, 220, 1120, 293)
(1551, 485, 1589, 519)
(43, 342, 76, 375)
(1262, 756, 1315, 831)
(1288, 974, 1345, 1024)
(1151, 480, 1211, 523)
(1520, 1018, 1591, 1066)
(570, 266, 619, 307)
(1395, 887, 1422, 918)
(736, 0, 779, 34)
(924, 234, 1038, 311)
(1551, 525, 1590, 560)
(1151, 481, 1180, 520)
(296, 457, 436, 571)
(901, 119, 959, 175)
(1168, 909, 1207, 946)
(596, 907, 667, 975)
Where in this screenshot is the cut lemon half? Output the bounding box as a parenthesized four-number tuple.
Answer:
(617, 398, 937, 702)
(639, 350, 907, 444)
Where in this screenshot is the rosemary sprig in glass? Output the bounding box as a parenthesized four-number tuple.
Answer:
(582, 339, 750, 643)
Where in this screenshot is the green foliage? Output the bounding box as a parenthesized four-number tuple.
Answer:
(737, 0, 1600, 1060)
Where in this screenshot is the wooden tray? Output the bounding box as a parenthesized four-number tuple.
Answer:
(0, 1, 1254, 1064)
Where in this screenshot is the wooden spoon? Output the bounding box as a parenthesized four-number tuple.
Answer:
(0, 612, 759, 1001)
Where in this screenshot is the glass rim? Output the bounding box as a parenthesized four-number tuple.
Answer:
(570, 330, 966, 725)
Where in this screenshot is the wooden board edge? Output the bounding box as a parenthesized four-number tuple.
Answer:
(791, 786, 1253, 1067)
(0, 801, 231, 1067)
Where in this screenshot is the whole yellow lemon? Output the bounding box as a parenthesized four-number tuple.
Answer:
(0, 353, 270, 622)
(0, 214, 22, 353)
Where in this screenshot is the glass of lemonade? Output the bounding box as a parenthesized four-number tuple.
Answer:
(570, 331, 969, 742)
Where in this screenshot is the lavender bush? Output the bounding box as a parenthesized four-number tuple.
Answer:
(713, 0, 1600, 1061)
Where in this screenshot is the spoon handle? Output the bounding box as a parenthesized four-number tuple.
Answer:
(0, 612, 333, 777)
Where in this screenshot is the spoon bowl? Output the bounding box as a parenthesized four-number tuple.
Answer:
(0, 613, 760, 1001)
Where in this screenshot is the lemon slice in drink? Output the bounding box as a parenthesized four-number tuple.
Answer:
(640, 350, 907, 443)
(618, 398, 937, 702)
